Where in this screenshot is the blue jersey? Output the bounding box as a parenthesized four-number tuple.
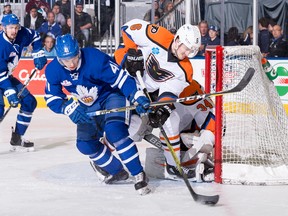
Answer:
(45, 47, 138, 114)
(0, 27, 42, 90)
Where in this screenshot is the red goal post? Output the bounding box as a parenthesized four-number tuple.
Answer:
(205, 45, 288, 185)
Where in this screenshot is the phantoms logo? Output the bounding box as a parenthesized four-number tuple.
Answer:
(146, 54, 174, 82)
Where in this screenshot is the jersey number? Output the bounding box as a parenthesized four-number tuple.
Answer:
(196, 99, 213, 111)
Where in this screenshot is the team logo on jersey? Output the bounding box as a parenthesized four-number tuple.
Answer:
(70, 72, 79, 80)
(152, 47, 159, 55)
(61, 80, 72, 86)
(146, 54, 174, 82)
(9, 52, 17, 57)
(151, 25, 159, 34)
(71, 85, 98, 106)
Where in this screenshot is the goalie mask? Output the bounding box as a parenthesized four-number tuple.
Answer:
(174, 24, 201, 58)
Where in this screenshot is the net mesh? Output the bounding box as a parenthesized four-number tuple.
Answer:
(208, 46, 288, 185)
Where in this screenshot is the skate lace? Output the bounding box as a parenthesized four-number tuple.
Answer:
(181, 166, 194, 175)
(135, 172, 144, 183)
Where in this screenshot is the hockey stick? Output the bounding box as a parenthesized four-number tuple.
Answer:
(87, 67, 255, 117)
(0, 68, 38, 123)
(136, 71, 219, 205)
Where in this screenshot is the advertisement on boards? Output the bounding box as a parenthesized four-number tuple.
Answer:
(9, 58, 288, 112)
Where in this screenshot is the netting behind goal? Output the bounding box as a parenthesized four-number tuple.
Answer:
(205, 45, 288, 185)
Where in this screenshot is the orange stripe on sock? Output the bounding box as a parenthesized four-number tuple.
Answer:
(160, 134, 180, 141)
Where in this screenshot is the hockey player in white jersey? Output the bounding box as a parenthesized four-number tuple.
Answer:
(114, 19, 203, 178)
(0, 14, 47, 151)
(44, 34, 151, 195)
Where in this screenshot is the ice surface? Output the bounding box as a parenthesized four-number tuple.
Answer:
(1, 109, 288, 216)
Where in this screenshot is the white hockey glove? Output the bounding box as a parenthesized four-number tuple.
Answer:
(181, 130, 214, 163)
(62, 98, 92, 124)
(4, 88, 19, 108)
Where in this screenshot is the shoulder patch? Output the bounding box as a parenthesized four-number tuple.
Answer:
(151, 25, 159, 34)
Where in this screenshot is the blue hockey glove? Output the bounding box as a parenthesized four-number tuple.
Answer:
(62, 98, 92, 124)
(32, 49, 47, 70)
(129, 90, 150, 115)
(4, 89, 19, 108)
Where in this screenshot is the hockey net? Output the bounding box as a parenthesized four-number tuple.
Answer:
(205, 45, 288, 185)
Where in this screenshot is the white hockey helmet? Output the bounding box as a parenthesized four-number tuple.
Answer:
(174, 24, 201, 58)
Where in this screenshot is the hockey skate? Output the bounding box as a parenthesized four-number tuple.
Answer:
(166, 163, 196, 180)
(104, 169, 129, 184)
(134, 171, 151, 195)
(90, 161, 129, 184)
(10, 127, 34, 152)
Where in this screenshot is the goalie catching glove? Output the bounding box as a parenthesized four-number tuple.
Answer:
(148, 104, 175, 128)
(62, 98, 92, 124)
(125, 48, 144, 77)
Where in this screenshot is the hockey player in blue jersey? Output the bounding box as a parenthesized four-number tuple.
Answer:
(44, 34, 151, 195)
(0, 14, 47, 151)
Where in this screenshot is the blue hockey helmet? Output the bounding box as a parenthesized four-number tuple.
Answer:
(1, 14, 20, 27)
(55, 34, 79, 59)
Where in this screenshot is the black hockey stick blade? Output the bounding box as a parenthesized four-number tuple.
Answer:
(144, 134, 219, 205)
(187, 179, 220, 205)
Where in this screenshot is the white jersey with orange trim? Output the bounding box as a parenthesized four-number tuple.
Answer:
(115, 19, 193, 98)
(158, 80, 215, 165)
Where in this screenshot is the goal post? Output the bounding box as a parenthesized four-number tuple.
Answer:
(205, 45, 288, 185)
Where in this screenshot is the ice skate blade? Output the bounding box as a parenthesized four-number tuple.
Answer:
(10, 145, 35, 152)
(137, 186, 151, 196)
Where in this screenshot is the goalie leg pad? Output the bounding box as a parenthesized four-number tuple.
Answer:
(145, 147, 166, 179)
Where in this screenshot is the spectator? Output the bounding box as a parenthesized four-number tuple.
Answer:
(258, 17, 271, 56)
(267, 25, 287, 57)
(56, 0, 71, 19)
(25, 0, 50, 18)
(24, 6, 45, 30)
(37, 11, 62, 38)
(95, 0, 115, 37)
(206, 25, 220, 46)
(240, 25, 253, 45)
(75, 0, 92, 45)
(0, 2, 13, 22)
(158, 0, 170, 14)
(143, 0, 163, 23)
(61, 16, 71, 35)
(268, 19, 277, 37)
(226, 27, 240, 46)
(197, 20, 209, 56)
(154, 10, 161, 23)
(52, 3, 66, 27)
(0, 1, 13, 31)
(42, 34, 57, 57)
(164, 1, 175, 30)
(62, 17, 85, 48)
